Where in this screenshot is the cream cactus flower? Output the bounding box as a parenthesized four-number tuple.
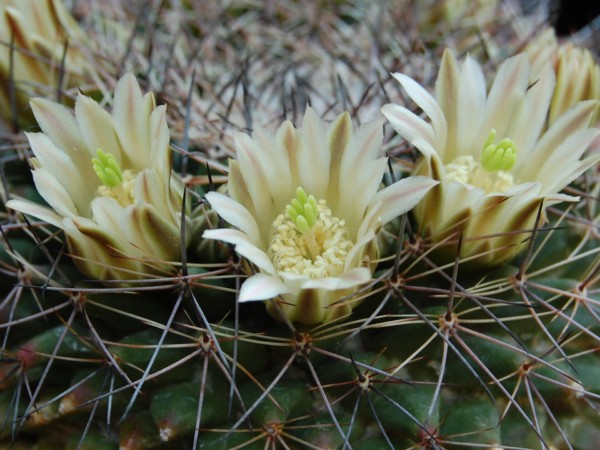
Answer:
(6, 74, 189, 281)
(0, 0, 91, 126)
(382, 49, 600, 266)
(203, 107, 437, 324)
(525, 28, 600, 126)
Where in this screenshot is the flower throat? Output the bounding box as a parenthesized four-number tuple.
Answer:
(268, 187, 353, 279)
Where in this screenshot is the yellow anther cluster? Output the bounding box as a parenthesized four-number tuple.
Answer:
(96, 170, 136, 207)
(446, 155, 515, 193)
(269, 194, 353, 279)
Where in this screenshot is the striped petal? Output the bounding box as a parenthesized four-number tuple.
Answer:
(391, 72, 447, 150)
(297, 107, 330, 198)
(75, 94, 121, 165)
(148, 105, 171, 173)
(434, 49, 460, 156)
(252, 127, 294, 214)
(26, 132, 96, 217)
(30, 98, 93, 163)
(368, 176, 439, 227)
(205, 191, 263, 247)
(302, 267, 372, 291)
(482, 54, 530, 139)
(203, 228, 275, 275)
(234, 132, 277, 229)
(381, 104, 436, 154)
(112, 73, 155, 169)
(31, 167, 78, 219)
(5, 199, 64, 228)
(456, 55, 487, 160)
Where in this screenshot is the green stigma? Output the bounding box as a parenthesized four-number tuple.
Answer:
(285, 187, 321, 260)
(286, 187, 319, 234)
(92, 149, 122, 187)
(480, 129, 517, 172)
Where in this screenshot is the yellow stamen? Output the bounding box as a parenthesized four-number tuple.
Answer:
(269, 188, 353, 278)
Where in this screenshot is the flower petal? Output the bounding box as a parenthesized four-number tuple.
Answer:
(369, 176, 439, 227)
(324, 111, 353, 208)
(456, 55, 487, 160)
(5, 199, 64, 228)
(302, 267, 372, 291)
(205, 191, 263, 247)
(537, 128, 600, 191)
(482, 54, 530, 139)
(26, 132, 96, 217)
(276, 120, 301, 187)
(203, 228, 276, 275)
(63, 217, 144, 280)
(134, 169, 174, 222)
(30, 98, 92, 163)
(344, 229, 376, 271)
(30, 166, 78, 218)
(148, 105, 171, 173)
(239, 273, 290, 302)
(126, 204, 181, 263)
(381, 104, 436, 154)
(391, 72, 447, 150)
(509, 63, 555, 160)
(228, 159, 257, 217)
(252, 127, 294, 213)
(234, 132, 276, 230)
(112, 73, 155, 169)
(336, 117, 387, 232)
(75, 94, 122, 165)
(434, 49, 460, 156)
(520, 100, 598, 181)
(297, 106, 330, 198)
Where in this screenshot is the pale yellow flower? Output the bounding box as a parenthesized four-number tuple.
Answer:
(382, 49, 600, 266)
(0, 0, 91, 127)
(6, 74, 189, 281)
(203, 107, 437, 324)
(525, 28, 600, 125)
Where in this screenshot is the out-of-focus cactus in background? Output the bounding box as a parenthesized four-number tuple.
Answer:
(525, 27, 600, 125)
(0, 0, 92, 129)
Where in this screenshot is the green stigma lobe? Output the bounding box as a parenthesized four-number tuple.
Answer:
(287, 187, 319, 234)
(92, 149, 123, 187)
(480, 129, 517, 172)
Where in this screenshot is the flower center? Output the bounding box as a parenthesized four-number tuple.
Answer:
(92, 149, 135, 207)
(480, 129, 517, 172)
(445, 129, 517, 193)
(269, 187, 353, 279)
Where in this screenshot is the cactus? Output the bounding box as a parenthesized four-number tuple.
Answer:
(1, 1, 599, 449)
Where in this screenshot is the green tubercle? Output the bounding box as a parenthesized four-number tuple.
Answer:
(480, 129, 517, 172)
(92, 149, 123, 187)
